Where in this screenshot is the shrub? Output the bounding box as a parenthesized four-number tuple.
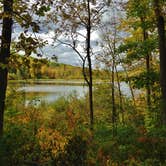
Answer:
(55, 135, 87, 166)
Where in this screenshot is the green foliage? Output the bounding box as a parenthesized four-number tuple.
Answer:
(118, 37, 158, 62)
(51, 97, 69, 112)
(129, 70, 159, 89)
(0, 124, 40, 165)
(94, 125, 166, 165)
(36, 5, 51, 16)
(127, 0, 152, 18)
(16, 33, 45, 56)
(8, 54, 106, 80)
(0, 0, 164, 165)
(2, 84, 166, 165)
(55, 135, 87, 166)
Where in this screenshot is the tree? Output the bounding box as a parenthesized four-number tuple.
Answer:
(86, 0, 93, 128)
(0, 0, 51, 136)
(96, 2, 123, 134)
(154, 0, 166, 125)
(118, 0, 159, 112)
(0, 0, 13, 136)
(48, 0, 105, 128)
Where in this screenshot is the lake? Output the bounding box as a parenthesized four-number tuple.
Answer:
(7, 80, 88, 106)
(19, 84, 88, 104)
(8, 80, 139, 106)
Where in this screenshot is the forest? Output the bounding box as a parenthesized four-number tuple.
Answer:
(8, 55, 107, 80)
(0, 0, 166, 165)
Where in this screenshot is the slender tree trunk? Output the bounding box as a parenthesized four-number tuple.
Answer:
(115, 65, 124, 124)
(117, 55, 136, 106)
(111, 19, 117, 134)
(87, 0, 93, 128)
(111, 53, 116, 136)
(0, 0, 13, 136)
(146, 52, 151, 109)
(142, 22, 151, 110)
(154, 0, 166, 125)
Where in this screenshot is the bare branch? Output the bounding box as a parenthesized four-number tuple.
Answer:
(57, 38, 90, 85)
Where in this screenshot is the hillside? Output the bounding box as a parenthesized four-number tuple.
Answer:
(8, 54, 107, 80)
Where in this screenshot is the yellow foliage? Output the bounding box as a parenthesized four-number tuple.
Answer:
(36, 127, 66, 157)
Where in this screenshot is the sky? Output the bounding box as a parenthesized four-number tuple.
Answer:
(0, 1, 124, 67)
(11, 18, 101, 67)
(36, 30, 101, 66)
(37, 4, 119, 67)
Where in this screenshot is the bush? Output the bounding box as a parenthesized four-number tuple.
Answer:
(55, 135, 87, 166)
(0, 124, 40, 165)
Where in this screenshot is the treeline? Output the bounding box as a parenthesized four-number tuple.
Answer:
(8, 54, 106, 80)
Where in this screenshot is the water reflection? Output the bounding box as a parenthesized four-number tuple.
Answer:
(12, 81, 140, 106)
(18, 84, 88, 105)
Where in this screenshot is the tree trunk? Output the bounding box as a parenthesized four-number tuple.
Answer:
(111, 54, 116, 136)
(141, 20, 151, 110)
(87, 0, 94, 128)
(154, 0, 166, 125)
(145, 52, 151, 110)
(117, 54, 136, 106)
(0, 0, 13, 136)
(115, 65, 124, 124)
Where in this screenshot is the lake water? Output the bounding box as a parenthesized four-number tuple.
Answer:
(9, 80, 139, 106)
(16, 83, 88, 105)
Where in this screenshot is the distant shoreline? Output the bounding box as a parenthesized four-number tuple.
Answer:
(8, 79, 108, 86)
